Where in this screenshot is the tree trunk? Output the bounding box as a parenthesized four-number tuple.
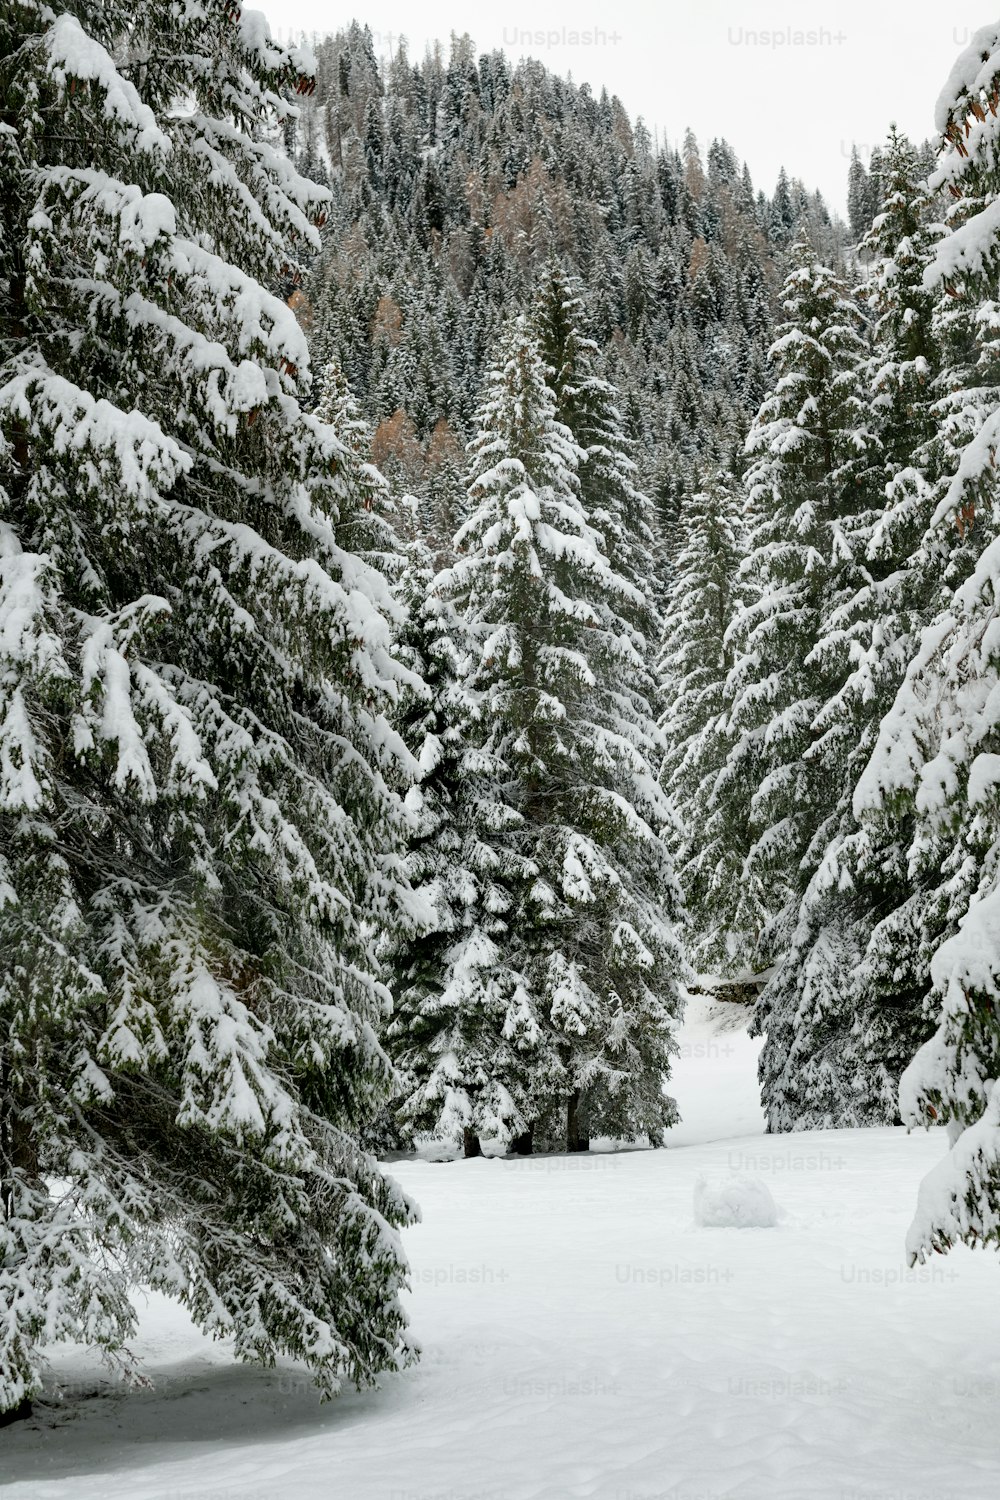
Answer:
(509, 1125, 534, 1156)
(567, 1090, 590, 1153)
(462, 1127, 482, 1159)
(0, 1399, 32, 1428)
(1, 1062, 38, 1427)
(1, 1075, 39, 1224)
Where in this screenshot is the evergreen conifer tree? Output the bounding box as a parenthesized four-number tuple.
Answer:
(382, 537, 476, 1149)
(714, 249, 879, 1120)
(397, 316, 685, 1153)
(862, 27, 1000, 1263)
(747, 133, 946, 1128)
(533, 262, 662, 627)
(658, 473, 759, 977)
(846, 121, 985, 1059)
(719, 250, 875, 972)
(0, 2, 420, 1416)
(313, 356, 400, 572)
(847, 147, 878, 243)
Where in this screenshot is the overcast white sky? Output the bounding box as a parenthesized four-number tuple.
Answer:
(269, 0, 971, 215)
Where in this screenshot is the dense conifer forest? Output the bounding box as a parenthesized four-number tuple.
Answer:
(7, 16, 1000, 1489)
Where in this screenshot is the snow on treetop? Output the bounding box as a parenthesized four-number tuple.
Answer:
(934, 23, 1000, 134)
(47, 15, 171, 156)
(239, 9, 317, 79)
(239, 9, 286, 70)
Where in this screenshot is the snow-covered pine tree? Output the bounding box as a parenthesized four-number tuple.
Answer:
(745, 131, 947, 1129)
(847, 146, 875, 243)
(846, 122, 986, 1073)
(312, 355, 400, 572)
(0, 3, 421, 1417)
(658, 472, 762, 978)
(715, 248, 879, 1119)
(398, 315, 685, 1154)
(533, 261, 663, 628)
(382, 534, 482, 1155)
(863, 129, 943, 486)
(861, 26, 1000, 1264)
(720, 248, 875, 970)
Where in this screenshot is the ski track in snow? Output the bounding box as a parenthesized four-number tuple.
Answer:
(4, 996, 1000, 1500)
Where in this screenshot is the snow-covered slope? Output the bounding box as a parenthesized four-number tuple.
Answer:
(5, 997, 1000, 1499)
(663, 991, 766, 1145)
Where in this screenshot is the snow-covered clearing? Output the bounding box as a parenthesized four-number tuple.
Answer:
(5, 995, 1000, 1499)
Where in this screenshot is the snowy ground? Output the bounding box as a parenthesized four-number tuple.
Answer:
(5, 996, 1000, 1500)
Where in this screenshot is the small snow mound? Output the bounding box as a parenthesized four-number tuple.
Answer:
(693, 1173, 779, 1229)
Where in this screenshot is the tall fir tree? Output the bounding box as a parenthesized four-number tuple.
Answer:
(533, 261, 663, 628)
(0, 2, 421, 1416)
(748, 132, 946, 1129)
(847, 146, 872, 242)
(863, 27, 1000, 1264)
(719, 250, 875, 968)
(658, 472, 761, 977)
(396, 316, 685, 1154)
(847, 115, 990, 1057)
(383, 534, 480, 1153)
(715, 248, 879, 1122)
(312, 355, 401, 575)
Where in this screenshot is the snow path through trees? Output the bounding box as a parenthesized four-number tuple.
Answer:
(4, 997, 1000, 1499)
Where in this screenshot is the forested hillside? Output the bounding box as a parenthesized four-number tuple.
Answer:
(286, 23, 844, 529)
(9, 4, 1000, 1443)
